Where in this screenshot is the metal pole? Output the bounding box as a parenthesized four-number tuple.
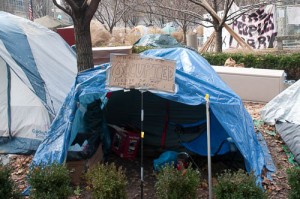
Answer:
(29, 0, 34, 21)
(205, 94, 212, 199)
(140, 91, 144, 199)
(53, 0, 56, 19)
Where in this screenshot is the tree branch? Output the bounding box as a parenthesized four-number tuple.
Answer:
(85, 0, 101, 22)
(80, 0, 88, 9)
(64, 0, 80, 12)
(219, 0, 234, 26)
(226, 1, 269, 22)
(53, 0, 71, 16)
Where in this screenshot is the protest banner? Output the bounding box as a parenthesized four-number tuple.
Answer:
(230, 5, 277, 49)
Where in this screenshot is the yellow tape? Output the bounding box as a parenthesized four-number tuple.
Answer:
(205, 94, 209, 101)
(141, 131, 144, 138)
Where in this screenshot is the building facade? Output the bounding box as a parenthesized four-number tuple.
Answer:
(0, 0, 71, 24)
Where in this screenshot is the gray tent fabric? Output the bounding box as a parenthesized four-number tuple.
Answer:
(275, 121, 300, 164)
(261, 80, 300, 125)
(0, 12, 77, 154)
(261, 80, 300, 165)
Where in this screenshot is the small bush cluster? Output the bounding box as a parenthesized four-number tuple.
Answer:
(28, 162, 72, 199)
(155, 164, 201, 199)
(214, 169, 266, 199)
(287, 167, 300, 199)
(0, 163, 20, 199)
(132, 46, 300, 80)
(132, 46, 155, 54)
(202, 53, 300, 80)
(86, 163, 127, 199)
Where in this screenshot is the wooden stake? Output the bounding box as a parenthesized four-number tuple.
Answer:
(200, 32, 216, 53)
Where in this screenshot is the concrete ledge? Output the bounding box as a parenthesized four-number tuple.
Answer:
(212, 66, 286, 102)
(92, 46, 132, 65)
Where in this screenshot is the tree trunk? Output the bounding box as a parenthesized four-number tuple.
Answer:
(109, 26, 113, 34)
(182, 26, 187, 45)
(215, 28, 223, 53)
(74, 18, 94, 72)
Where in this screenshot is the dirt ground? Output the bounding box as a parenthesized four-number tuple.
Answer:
(4, 102, 295, 199)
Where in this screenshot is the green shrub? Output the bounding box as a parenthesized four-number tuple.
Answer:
(132, 46, 155, 53)
(28, 162, 72, 199)
(214, 169, 266, 199)
(86, 163, 128, 199)
(0, 163, 20, 199)
(133, 46, 300, 80)
(287, 167, 300, 199)
(155, 164, 201, 199)
(202, 53, 300, 80)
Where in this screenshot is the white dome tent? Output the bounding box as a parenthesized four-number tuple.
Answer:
(0, 12, 77, 154)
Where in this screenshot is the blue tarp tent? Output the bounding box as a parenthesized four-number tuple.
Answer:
(32, 47, 275, 182)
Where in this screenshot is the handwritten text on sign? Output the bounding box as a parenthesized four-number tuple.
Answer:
(108, 54, 176, 93)
(230, 4, 277, 49)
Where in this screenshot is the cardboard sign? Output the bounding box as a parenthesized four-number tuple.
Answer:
(108, 54, 176, 93)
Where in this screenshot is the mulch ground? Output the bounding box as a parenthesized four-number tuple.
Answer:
(3, 102, 295, 199)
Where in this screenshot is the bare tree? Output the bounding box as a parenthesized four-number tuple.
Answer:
(141, 4, 156, 26)
(149, 0, 267, 52)
(119, 0, 140, 32)
(94, 0, 129, 34)
(33, 0, 52, 18)
(0, 1, 18, 14)
(120, 4, 130, 32)
(120, 5, 140, 31)
(143, 7, 166, 28)
(157, 1, 198, 43)
(155, 15, 166, 28)
(125, 0, 166, 28)
(186, 0, 268, 52)
(53, 0, 101, 72)
(138, 1, 197, 44)
(128, 15, 140, 27)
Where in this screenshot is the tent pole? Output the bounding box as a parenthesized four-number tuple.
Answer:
(6, 64, 12, 139)
(140, 90, 145, 199)
(205, 94, 212, 199)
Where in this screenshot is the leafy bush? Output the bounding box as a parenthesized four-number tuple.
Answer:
(86, 163, 127, 199)
(214, 169, 267, 199)
(132, 46, 300, 80)
(132, 46, 155, 53)
(202, 53, 300, 80)
(287, 167, 300, 199)
(155, 164, 201, 199)
(0, 163, 20, 199)
(28, 162, 72, 199)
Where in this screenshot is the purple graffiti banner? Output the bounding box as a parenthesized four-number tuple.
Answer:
(230, 5, 277, 49)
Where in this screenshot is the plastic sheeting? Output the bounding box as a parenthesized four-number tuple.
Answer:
(32, 66, 110, 164)
(134, 34, 182, 48)
(276, 121, 300, 164)
(261, 80, 300, 166)
(32, 48, 275, 183)
(134, 34, 199, 54)
(261, 80, 300, 125)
